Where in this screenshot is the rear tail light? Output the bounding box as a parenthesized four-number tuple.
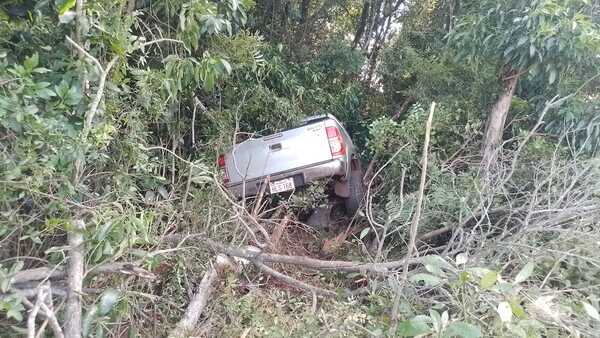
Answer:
(217, 154, 229, 183)
(325, 125, 346, 158)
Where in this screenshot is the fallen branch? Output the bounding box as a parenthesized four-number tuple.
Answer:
(271, 212, 291, 252)
(18, 284, 64, 338)
(11, 261, 155, 285)
(163, 234, 422, 274)
(168, 255, 234, 337)
(39, 301, 64, 338)
(65, 219, 85, 338)
(252, 260, 337, 297)
(6, 286, 102, 299)
(169, 266, 218, 337)
(27, 287, 44, 338)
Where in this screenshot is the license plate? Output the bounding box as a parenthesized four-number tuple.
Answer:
(269, 178, 295, 193)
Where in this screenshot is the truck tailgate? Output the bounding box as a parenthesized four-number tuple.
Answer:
(226, 121, 332, 184)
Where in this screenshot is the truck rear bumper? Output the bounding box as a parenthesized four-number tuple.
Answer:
(226, 159, 346, 198)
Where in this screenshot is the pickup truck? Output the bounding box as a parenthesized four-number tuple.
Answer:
(218, 114, 364, 214)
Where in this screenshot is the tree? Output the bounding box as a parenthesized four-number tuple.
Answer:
(449, 0, 600, 170)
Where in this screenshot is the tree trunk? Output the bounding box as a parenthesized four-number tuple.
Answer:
(300, 0, 311, 23)
(481, 70, 519, 172)
(352, 0, 370, 49)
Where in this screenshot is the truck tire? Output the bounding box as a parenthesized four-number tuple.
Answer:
(344, 160, 365, 215)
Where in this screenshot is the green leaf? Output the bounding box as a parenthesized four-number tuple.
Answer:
(397, 318, 431, 337)
(548, 69, 557, 84)
(6, 307, 23, 321)
(82, 305, 99, 337)
(509, 299, 527, 319)
(33, 67, 52, 74)
(422, 255, 454, 275)
(58, 0, 77, 16)
(220, 59, 232, 74)
(37, 88, 56, 99)
(98, 289, 120, 315)
(425, 263, 445, 277)
(582, 302, 600, 321)
(445, 322, 482, 338)
(480, 270, 498, 289)
(409, 273, 442, 287)
(514, 261, 535, 284)
(4, 299, 24, 322)
(429, 309, 442, 332)
(23, 53, 39, 71)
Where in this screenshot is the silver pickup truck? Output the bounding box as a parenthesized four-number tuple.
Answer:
(218, 114, 364, 214)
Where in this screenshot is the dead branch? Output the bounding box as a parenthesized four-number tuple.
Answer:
(271, 212, 291, 252)
(251, 177, 270, 218)
(27, 286, 44, 338)
(12, 261, 155, 285)
(163, 234, 422, 274)
(65, 35, 103, 73)
(39, 301, 64, 338)
(362, 155, 378, 184)
(17, 284, 65, 338)
(65, 219, 85, 338)
(21, 297, 64, 338)
(169, 255, 235, 337)
(169, 265, 219, 337)
(394, 101, 435, 329)
(252, 260, 337, 297)
(405, 102, 435, 261)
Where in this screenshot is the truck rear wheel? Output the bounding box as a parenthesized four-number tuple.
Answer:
(344, 159, 365, 215)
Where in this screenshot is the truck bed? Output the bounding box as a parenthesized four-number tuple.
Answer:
(224, 121, 334, 186)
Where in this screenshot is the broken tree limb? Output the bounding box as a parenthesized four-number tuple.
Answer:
(27, 286, 45, 338)
(11, 261, 156, 285)
(65, 219, 85, 338)
(19, 293, 64, 338)
(169, 265, 218, 337)
(394, 101, 435, 330)
(252, 260, 337, 297)
(5, 286, 101, 299)
(168, 255, 234, 337)
(163, 234, 422, 274)
(405, 101, 436, 260)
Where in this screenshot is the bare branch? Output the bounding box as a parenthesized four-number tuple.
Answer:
(138, 38, 186, 49)
(82, 56, 119, 140)
(27, 287, 44, 338)
(65, 219, 85, 338)
(11, 261, 156, 285)
(162, 234, 422, 274)
(395, 102, 435, 329)
(169, 255, 235, 337)
(253, 260, 338, 297)
(169, 264, 219, 337)
(405, 102, 436, 260)
(65, 35, 103, 73)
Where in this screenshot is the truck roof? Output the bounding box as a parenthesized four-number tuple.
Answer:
(301, 114, 339, 125)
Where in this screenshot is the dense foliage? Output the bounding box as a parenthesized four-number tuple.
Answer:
(1, 0, 599, 337)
